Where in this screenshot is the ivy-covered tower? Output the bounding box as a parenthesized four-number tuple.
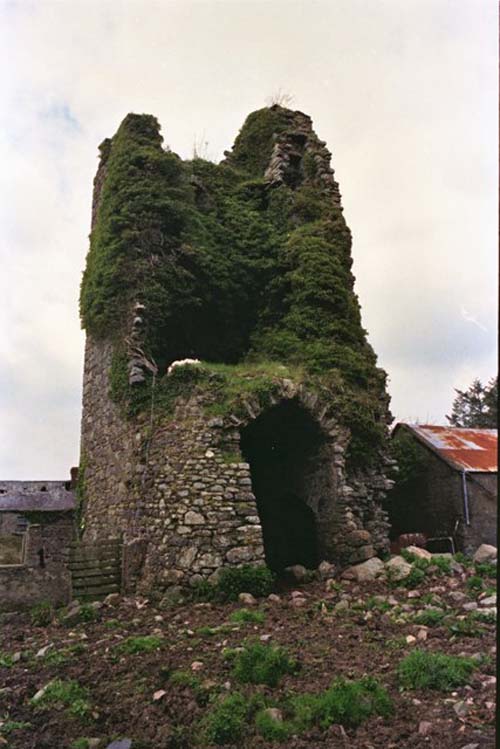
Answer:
(79, 105, 394, 592)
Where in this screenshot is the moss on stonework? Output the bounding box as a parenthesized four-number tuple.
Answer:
(82, 105, 391, 468)
(227, 106, 290, 176)
(108, 354, 387, 468)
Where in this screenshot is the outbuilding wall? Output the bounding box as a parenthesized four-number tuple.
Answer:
(389, 430, 497, 553)
(0, 514, 74, 611)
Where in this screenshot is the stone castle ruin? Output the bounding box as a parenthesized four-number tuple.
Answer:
(79, 105, 394, 593)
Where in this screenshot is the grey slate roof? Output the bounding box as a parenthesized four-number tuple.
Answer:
(0, 481, 75, 512)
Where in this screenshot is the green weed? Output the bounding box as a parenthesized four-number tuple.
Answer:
(454, 552, 473, 567)
(0, 720, 31, 735)
(365, 596, 391, 613)
(202, 692, 249, 745)
(104, 618, 121, 629)
(197, 625, 220, 637)
(30, 602, 53, 627)
(70, 740, 91, 749)
(231, 641, 297, 687)
(448, 617, 485, 638)
(431, 556, 452, 575)
(474, 562, 496, 578)
(217, 565, 275, 601)
(116, 635, 163, 654)
(255, 709, 291, 742)
(78, 604, 99, 623)
(400, 568, 426, 589)
(466, 576, 484, 593)
(290, 676, 392, 729)
(398, 650, 477, 691)
(42, 643, 87, 666)
(0, 652, 14, 668)
(229, 608, 265, 624)
(413, 609, 447, 627)
(169, 670, 211, 705)
(420, 593, 440, 606)
(32, 679, 91, 719)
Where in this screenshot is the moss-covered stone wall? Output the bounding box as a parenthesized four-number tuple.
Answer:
(79, 105, 393, 590)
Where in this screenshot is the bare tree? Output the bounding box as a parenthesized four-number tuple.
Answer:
(266, 89, 295, 107)
(192, 132, 212, 161)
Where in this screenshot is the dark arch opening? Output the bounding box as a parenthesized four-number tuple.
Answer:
(240, 399, 324, 572)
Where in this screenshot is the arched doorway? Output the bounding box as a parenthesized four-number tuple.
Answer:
(240, 399, 327, 572)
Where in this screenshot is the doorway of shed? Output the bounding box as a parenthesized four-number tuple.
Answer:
(240, 400, 322, 572)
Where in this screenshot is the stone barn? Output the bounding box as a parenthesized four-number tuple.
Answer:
(0, 480, 76, 610)
(79, 105, 395, 593)
(388, 424, 497, 554)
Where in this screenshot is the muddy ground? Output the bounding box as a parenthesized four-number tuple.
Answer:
(0, 560, 496, 749)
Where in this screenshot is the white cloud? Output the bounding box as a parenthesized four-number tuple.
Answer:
(0, 0, 497, 476)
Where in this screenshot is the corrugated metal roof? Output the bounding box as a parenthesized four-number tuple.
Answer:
(0, 481, 75, 512)
(399, 425, 497, 472)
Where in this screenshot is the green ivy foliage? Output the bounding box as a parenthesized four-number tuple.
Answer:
(80, 106, 390, 467)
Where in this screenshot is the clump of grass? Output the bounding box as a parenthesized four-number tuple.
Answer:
(190, 565, 275, 603)
(466, 576, 484, 593)
(0, 652, 14, 668)
(70, 739, 91, 749)
(255, 709, 291, 742)
(78, 604, 99, 623)
(103, 618, 121, 629)
(400, 567, 426, 589)
(431, 555, 452, 576)
(30, 601, 53, 627)
(230, 641, 297, 687)
(32, 679, 91, 720)
(197, 625, 220, 637)
(0, 721, 31, 736)
(203, 677, 392, 744)
(398, 650, 477, 691)
(454, 552, 473, 567)
(169, 670, 201, 689)
(217, 565, 275, 601)
(116, 635, 163, 654)
(400, 549, 418, 564)
(169, 670, 211, 706)
(291, 677, 393, 730)
(474, 561, 496, 578)
(420, 593, 441, 606)
(230, 608, 265, 625)
(190, 578, 215, 602)
(42, 643, 87, 666)
(365, 596, 391, 613)
(413, 609, 447, 627)
(220, 451, 241, 464)
(448, 617, 485, 638)
(202, 692, 249, 745)
(385, 637, 407, 651)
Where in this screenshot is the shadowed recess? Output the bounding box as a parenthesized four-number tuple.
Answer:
(240, 400, 323, 571)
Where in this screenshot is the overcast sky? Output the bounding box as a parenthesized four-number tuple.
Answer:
(1, 0, 497, 479)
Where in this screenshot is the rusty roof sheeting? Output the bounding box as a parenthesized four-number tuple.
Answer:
(399, 425, 498, 472)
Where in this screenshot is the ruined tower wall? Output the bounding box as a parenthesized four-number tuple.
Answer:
(81, 361, 391, 592)
(79, 106, 394, 592)
(80, 337, 137, 537)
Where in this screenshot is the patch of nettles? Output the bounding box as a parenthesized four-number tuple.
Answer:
(82, 107, 390, 467)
